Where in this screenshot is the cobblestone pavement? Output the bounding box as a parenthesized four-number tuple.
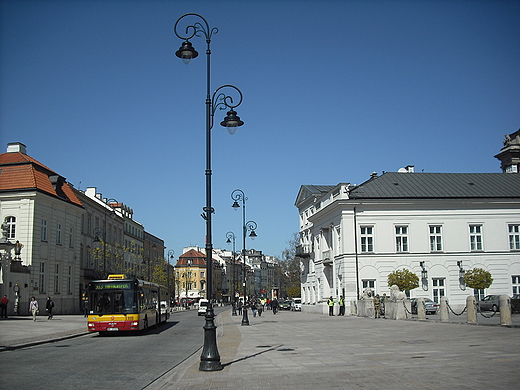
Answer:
(2, 310, 519, 389)
(147, 310, 520, 390)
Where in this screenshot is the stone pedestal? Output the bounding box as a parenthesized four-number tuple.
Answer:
(500, 295, 512, 326)
(350, 300, 357, 315)
(466, 295, 477, 324)
(440, 296, 449, 322)
(357, 299, 374, 318)
(417, 297, 426, 320)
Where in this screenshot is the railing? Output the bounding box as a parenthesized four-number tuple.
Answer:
(295, 244, 311, 258)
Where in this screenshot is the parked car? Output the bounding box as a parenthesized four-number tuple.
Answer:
(477, 295, 501, 312)
(291, 298, 302, 311)
(410, 298, 439, 315)
(278, 300, 292, 310)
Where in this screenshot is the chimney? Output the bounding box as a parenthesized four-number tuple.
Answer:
(7, 142, 27, 154)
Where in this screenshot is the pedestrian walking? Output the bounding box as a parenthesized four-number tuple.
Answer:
(46, 296, 55, 319)
(338, 295, 345, 316)
(237, 300, 243, 315)
(271, 298, 279, 314)
(250, 301, 258, 317)
(0, 295, 8, 318)
(327, 296, 335, 316)
(258, 302, 263, 317)
(373, 294, 381, 318)
(29, 296, 39, 321)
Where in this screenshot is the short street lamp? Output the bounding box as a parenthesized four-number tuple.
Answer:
(174, 13, 244, 372)
(231, 189, 258, 326)
(226, 231, 237, 316)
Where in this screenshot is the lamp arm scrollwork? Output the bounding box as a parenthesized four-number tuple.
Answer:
(173, 13, 217, 42)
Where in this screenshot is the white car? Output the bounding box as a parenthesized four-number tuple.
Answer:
(291, 298, 302, 311)
(198, 299, 209, 316)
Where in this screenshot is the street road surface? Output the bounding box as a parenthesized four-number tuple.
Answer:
(1, 308, 224, 390)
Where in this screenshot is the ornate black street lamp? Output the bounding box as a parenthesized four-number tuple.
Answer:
(231, 189, 258, 326)
(174, 13, 244, 372)
(168, 249, 175, 301)
(93, 198, 118, 277)
(226, 231, 237, 316)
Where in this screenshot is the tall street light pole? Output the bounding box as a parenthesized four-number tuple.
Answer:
(231, 189, 258, 326)
(226, 231, 237, 316)
(93, 198, 118, 277)
(168, 249, 175, 304)
(174, 13, 244, 372)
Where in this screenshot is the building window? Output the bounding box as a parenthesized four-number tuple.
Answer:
(68, 266, 73, 294)
(54, 264, 60, 294)
(360, 226, 374, 252)
(39, 263, 45, 293)
(362, 279, 375, 290)
(469, 225, 483, 251)
(201, 271, 205, 278)
(41, 219, 48, 241)
(429, 225, 443, 252)
(474, 288, 485, 301)
(56, 223, 62, 245)
(512, 276, 520, 295)
(395, 226, 409, 252)
(5, 216, 16, 239)
(69, 227, 74, 248)
(509, 224, 520, 250)
(432, 278, 445, 302)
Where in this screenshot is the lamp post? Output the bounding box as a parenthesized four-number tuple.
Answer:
(174, 13, 244, 372)
(93, 198, 118, 277)
(185, 258, 192, 308)
(168, 249, 175, 302)
(226, 231, 237, 316)
(231, 189, 258, 326)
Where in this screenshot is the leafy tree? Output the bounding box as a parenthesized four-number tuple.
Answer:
(463, 268, 493, 290)
(276, 233, 302, 298)
(387, 268, 419, 292)
(287, 285, 301, 298)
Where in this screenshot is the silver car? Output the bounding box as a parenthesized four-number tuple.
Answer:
(477, 295, 501, 312)
(410, 298, 439, 315)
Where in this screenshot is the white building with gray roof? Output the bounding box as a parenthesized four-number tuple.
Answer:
(295, 130, 520, 313)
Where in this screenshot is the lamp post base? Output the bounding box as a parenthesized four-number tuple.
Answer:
(199, 308, 222, 371)
(241, 307, 249, 326)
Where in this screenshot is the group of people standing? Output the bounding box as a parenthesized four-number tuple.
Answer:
(0, 295, 55, 320)
(235, 297, 281, 316)
(327, 296, 346, 316)
(327, 294, 385, 318)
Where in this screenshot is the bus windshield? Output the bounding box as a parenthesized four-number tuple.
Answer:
(90, 289, 137, 315)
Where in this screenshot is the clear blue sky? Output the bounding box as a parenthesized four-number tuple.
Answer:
(1, 0, 519, 261)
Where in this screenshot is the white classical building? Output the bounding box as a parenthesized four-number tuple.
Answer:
(0, 143, 84, 314)
(296, 131, 520, 313)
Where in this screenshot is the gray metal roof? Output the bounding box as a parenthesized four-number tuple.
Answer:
(350, 172, 520, 199)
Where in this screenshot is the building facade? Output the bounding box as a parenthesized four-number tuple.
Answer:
(0, 143, 165, 315)
(296, 131, 520, 314)
(0, 143, 84, 314)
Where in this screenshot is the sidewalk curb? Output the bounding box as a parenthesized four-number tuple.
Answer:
(0, 330, 89, 352)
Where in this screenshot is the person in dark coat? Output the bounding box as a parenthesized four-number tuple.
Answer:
(271, 298, 279, 314)
(46, 297, 55, 319)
